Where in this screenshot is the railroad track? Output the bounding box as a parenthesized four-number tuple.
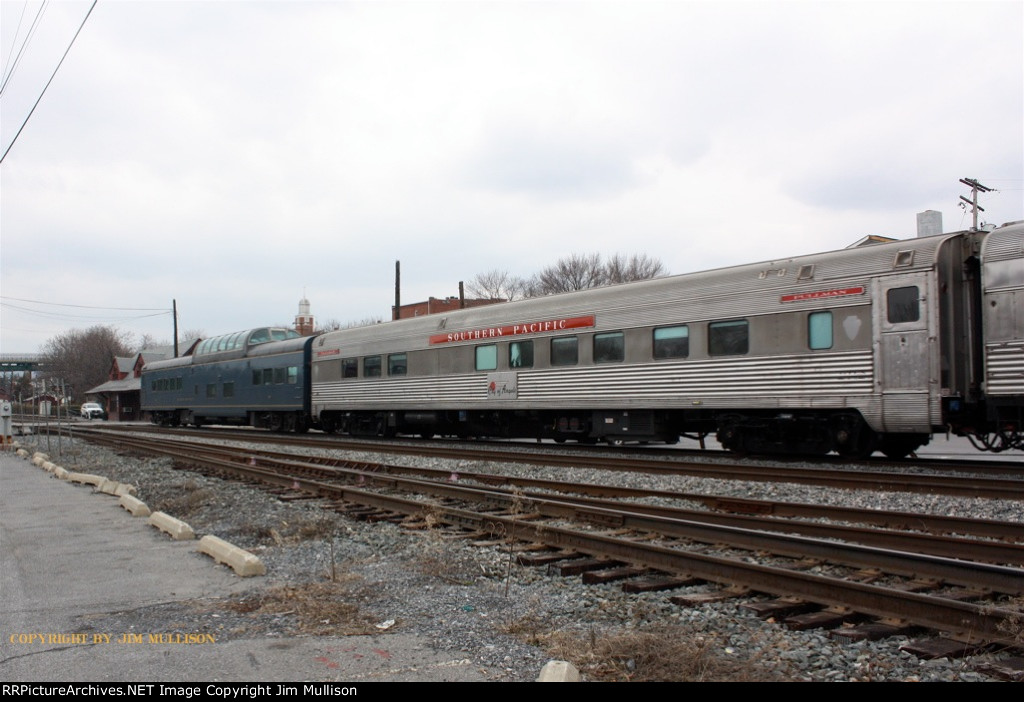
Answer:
(78, 424, 1024, 499)
(77, 427, 1024, 655)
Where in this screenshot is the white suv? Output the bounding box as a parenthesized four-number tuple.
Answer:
(80, 402, 107, 420)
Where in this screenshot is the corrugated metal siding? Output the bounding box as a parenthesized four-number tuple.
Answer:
(881, 393, 931, 432)
(313, 350, 874, 409)
(986, 341, 1024, 396)
(982, 222, 1024, 263)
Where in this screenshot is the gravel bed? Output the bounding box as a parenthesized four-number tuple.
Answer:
(19, 432, 1024, 682)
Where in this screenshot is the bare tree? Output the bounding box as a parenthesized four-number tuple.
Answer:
(604, 253, 667, 284)
(316, 317, 383, 332)
(528, 253, 607, 296)
(466, 269, 527, 301)
(41, 325, 134, 402)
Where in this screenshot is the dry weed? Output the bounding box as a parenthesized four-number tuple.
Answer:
(539, 625, 788, 682)
(227, 580, 378, 636)
(413, 505, 485, 585)
(155, 480, 214, 518)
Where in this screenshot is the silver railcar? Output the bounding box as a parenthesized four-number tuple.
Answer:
(311, 222, 1024, 457)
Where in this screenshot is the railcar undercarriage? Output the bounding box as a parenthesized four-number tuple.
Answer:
(714, 410, 930, 459)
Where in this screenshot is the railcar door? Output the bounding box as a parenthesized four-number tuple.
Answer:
(876, 272, 936, 433)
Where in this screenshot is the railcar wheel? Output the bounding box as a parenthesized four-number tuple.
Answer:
(832, 416, 877, 459)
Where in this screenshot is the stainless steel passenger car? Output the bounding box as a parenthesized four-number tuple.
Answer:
(311, 222, 1023, 457)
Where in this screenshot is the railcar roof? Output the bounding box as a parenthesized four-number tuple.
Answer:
(315, 228, 984, 352)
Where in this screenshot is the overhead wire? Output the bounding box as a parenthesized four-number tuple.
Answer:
(0, 0, 97, 164)
(0, 295, 168, 311)
(0, 0, 49, 97)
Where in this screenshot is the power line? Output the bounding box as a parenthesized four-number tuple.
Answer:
(0, 302, 170, 322)
(0, 0, 50, 97)
(0, 295, 168, 312)
(0, 0, 97, 164)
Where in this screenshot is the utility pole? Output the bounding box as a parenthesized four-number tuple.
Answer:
(173, 299, 179, 357)
(959, 178, 992, 231)
(394, 261, 401, 320)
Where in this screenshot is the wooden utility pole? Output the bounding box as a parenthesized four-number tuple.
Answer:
(173, 299, 179, 357)
(394, 261, 401, 320)
(959, 178, 992, 231)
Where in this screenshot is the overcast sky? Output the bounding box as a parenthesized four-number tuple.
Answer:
(2, 0, 1021, 354)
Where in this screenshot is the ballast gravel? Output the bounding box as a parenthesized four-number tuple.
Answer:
(21, 431, 1024, 682)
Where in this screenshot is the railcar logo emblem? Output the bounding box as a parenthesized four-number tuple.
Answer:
(780, 286, 865, 303)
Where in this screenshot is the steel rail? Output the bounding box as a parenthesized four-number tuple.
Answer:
(79, 430, 1024, 565)
(79, 425, 1024, 499)
(173, 450, 1024, 646)
(86, 431, 1024, 596)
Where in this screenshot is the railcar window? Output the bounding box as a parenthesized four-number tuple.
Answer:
(364, 356, 382, 377)
(551, 336, 578, 366)
(342, 358, 358, 378)
(288, 367, 298, 384)
(223, 382, 234, 397)
(594, 332, 625, 363)
(252, 370, 261, 385)
(808, 312, 833, 350)
(248, 329, 271, 345)
(389, 353, 408, 376)
(509, 341, 533, 368)
(653, 325, 689, 359)
(709, 320, 749, 356)
(887, 286, 920, 323)
(475, 345, 497, 371)
(206, 383, 217, 398)
(274, 368, 286, 384)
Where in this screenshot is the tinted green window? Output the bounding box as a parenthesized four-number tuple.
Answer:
(653, 325, 689, 359)
(475, 345, 497, 371)
(808, 312, 833, 350)
(364, 356, 382, 377)
(594, 332, 624, 363)
(709, 320, 749, 356)
(509, 341, 533, 368)
(551, 336, 578, 366)
(206, 383, 217, 398)
(389, 353, 407, 376)
(223, 382, 234, 398)
(287, 367, 298, 384)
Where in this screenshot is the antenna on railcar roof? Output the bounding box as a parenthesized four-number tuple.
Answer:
(959, 178, 993, 231)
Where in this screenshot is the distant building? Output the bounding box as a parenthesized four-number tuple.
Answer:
(392, 296, 505, 320)
(917, 210, 943, 238)
(84, 340, 200, 421)
(295, 295, 315, 336)
(847, 235, 898, 248)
